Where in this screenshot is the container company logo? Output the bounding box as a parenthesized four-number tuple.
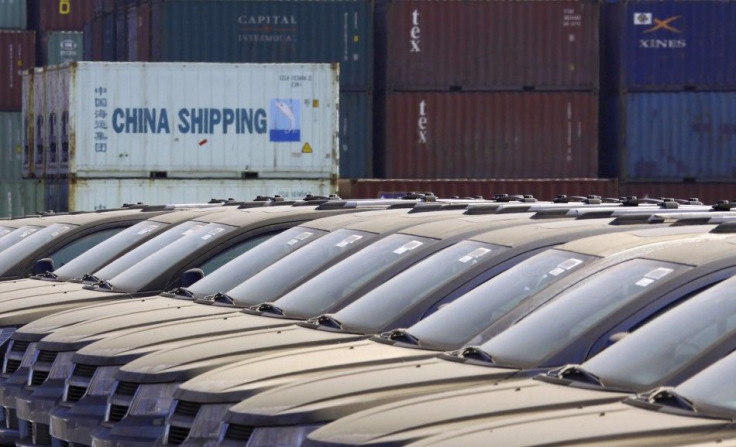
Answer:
(410, 10, 421, 53)
(634, 13, 686, 49)
(237, 15, 298, 43)
(417, 100, 428, 143)
(269, 100, 301, 142)
(59, 39, 78, 57)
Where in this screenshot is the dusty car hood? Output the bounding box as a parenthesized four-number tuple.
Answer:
(70, 311, 299, 365)
(404, 402, 730, 447)
(0, 286, 129, 336)
(0, 278, 69, 294)
(211, 357, 515, 426)
(289, 380, 627, 446)
(36, 298, 241, 351)
(115, 325, 363, 383)
(175, 345, 477, 405)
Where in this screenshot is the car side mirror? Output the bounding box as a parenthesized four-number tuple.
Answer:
(33, 258, 55, 275)
(181, 268, 204, 288)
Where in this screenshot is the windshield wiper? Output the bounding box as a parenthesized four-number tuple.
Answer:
(547, 364, 604, 387)
(80, 273, 99, 283)
(169, 287, 194, 298)
(640, 387, 697, 412)
(194, 291, 233, 305)
(380, 329, 421, 346)
(250, 302, 284, 316)
(308, 314, 343, 330)
(34, 271, 58, 280)
(456, 346, 495, 364)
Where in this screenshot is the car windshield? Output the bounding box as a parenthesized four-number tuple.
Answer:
(334, 241, 504, 333)
(273, 234, 436, 319)
(53, 220, 169, 280)
(106, 222, 236, 292)
(480, 259, 691, 368)
(405, 249, 597, 350)
(0, 225, 42, 252)
(582, 276, 736, 391)
(671, 350, 736, 414)
(0, 223, 77, 275)
(187, 226, 328, 299)
(93, 220, 206, 280)
(227, 229, 375, 306)
(0, 226, 12, 238)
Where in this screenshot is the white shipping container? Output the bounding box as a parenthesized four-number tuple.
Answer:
(31, 67, 45, 177)
(21, 70, 32, 178)
(34, 62, 339, 180)
(51, 178, 334, 212)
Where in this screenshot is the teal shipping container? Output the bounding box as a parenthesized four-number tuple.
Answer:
(339, 92, 373, 179)
(0, 112, 22, 179)
(149, 0, 373, 91)
(41, 31, 84, 66)
(0, 0, 27, 29)
(0, 179, 44, 218)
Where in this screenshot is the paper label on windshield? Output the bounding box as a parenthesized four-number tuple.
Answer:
(182, 224, 204, 236)
(51, 225, 72, 237)
(335, 234, 363, 247)
(201, 227, 225, 240)
(458, 247, 492, 263)
(393, 240, 423, 255)
(287, 232, 313, 246)
(136, 224, 161, 235)
(635, 277, 655, 287)
(549, 258, 584, 276)
(19, 229, 37, 238)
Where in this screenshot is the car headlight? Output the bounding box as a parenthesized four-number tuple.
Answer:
(244, 424, 324, 447)
(127, 382, 180, 416)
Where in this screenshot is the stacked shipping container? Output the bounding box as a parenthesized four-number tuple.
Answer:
(374, 0, 601, 179)
(0, 2, 42, 217)
(600, 0, 736, 187)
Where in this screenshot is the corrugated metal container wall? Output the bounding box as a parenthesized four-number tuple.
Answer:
(30, 0, 95, 32)
(62, 178, 334, 211)
(619, 182, 736, 205)
(41, 31, 84, 66)
(337, 178, 619, 200)
(114, 4, 128, 61)
(0, 179, 45, 217)
(49, 62, 339, 180)
(0, 31, 35, 111)
(603, 92, 736, 181)
(0, 112, 22, 179)
(94, 0, 115, 15)
(381, 0, 599, 91)
(44, 175, 67, 211)
(32, 67, 45, 177)
(380, 91, 599, 179)
(127, 5, 139, 61)
(339, 91, 372, 179)
(101, 13, 115, 61)
(21, 70, 32, 178)
(44, 66, 63, 177)
(0, 0, 27, 29)
(149, 0, 373, 91)
(133, 2, 151, 61)
(602, 0, 736, 91)
(87, 14, 104, 60)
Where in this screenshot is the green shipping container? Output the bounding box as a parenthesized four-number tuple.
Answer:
(42, 31, 84, 66)
(0, 0, 27, 29)
(0, 179, 45, 218)
(0, 112, 22, 179)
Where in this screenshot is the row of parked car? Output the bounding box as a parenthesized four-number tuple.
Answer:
(0, 193, 734, 447)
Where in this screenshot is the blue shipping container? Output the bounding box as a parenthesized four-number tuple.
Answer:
(339, 92, 373, 178)
(149, 0, 373, 91)
(602, 0, 736, 91)
(601, 92, 736, 181)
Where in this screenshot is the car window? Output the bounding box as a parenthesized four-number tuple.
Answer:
(0, 225, 42, 252)
(197, 232, 276, 275)
(48, 227, 123, 272)
(0, 223, 78, 276)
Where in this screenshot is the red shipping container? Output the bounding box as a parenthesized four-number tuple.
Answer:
(32, 0, 95, 32)
(127, 2, 151, 61)
(382, 0, 599, 91)
(0, 31, 35, 111)
(380, 91, 599, 179)
(338, 178, 619, 201)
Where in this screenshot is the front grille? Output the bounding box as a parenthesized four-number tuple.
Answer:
(73, 364, 97, 378)
(173, 400, 201, 417)
(33, 422, 51, 445)
(30, 369, 50, 386)
(58, 441, 70, 447)
(66, 385, 87, 402)
(10, 340, 29, 352)
(36, 350, 58, 363)
(5, 358, 21, 374)
(108, 404, 129, 423)
(6, 408, 18, 429)
(166, 425, 191, 445)
(224, 424, 255, 442)
(114, 381, 139, 396)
